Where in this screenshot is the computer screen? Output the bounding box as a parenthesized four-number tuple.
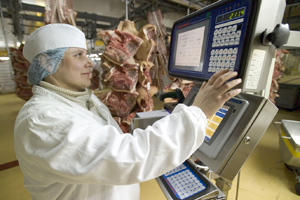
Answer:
(168, 0, 257, 83)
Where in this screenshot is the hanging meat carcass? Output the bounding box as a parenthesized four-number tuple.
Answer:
(97, 20, 164, 133)
(44, 0, 77, 26)
(10, 45, 33, 101)
(146, 9, 169, 91)
(269, 49, 289, 104)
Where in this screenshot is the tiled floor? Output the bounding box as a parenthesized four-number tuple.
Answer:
(1, 93, 300, 200)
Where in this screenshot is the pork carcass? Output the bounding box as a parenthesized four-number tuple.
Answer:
(146, 9, 169, 91)
(138, 61, 154, 88)
(269, 49, 289, 104)
(10, 45, 33, 101)
(99, 90, 138, 118)
(117, 20, 139, 36)
(44, 0, 77, 26)
(97, 20, 160, 133)
(99, 29, 144, 65)
(136, 85, 154, 112)
(135, 24, 157, 62)
(104, 66, 138, 93)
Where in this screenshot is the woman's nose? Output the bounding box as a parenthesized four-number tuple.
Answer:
(86, 57, 95, 68)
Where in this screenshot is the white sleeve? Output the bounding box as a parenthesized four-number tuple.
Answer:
(15, 103, 207, 185)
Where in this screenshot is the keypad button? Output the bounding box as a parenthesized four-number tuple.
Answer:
(227, 55, 231, 61)
(215, 49, 219, 55)
(234, 38, 240, 45)
(219, 49, 223, 54)
(231, 55, 237, 61)
(227, 26, 232, 32)
(225, 62, 230, 68)
(225, 40, 230, 46)
(230, 62, 235, 68)
(226, 32, 231, 40)
(214, 29, 218, 35)
(230, 39, 235, 45)
(223, 48, 228, 54)
(231, 32, 236, 39)
(220, 40, 225, 46)
(236, 30, 241, 38)
(233, 47, 238, 54)
(232, 25, 237, 32)
(228, 48, 233, 54)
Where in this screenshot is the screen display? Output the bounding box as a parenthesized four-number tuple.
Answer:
(205, 105, 230, 142)
(172, 19, 210, 73)
(175, 27, 206, 68)
(223, 7, 245, 22)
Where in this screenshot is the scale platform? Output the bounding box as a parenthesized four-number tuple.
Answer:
(156, 161, 225, 200)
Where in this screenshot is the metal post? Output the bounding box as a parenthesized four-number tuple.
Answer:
(215, 177, 232, 199)
(125, 0, 129, 20)
(236, 171, 241, 200)
(0, 0, 14, 77)
(187, 0, 191, 15)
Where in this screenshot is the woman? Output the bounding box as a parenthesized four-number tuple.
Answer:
(14, 23, 242, 200)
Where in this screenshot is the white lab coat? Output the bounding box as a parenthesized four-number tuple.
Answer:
(14, 85, 207, 200)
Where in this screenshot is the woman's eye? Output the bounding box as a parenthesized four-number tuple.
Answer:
(76, 53, 82, 57)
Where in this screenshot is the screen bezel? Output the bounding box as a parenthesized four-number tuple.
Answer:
(171, 19, 210, 73)
(168, 0, 259, 82)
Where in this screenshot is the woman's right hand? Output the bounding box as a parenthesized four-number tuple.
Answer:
(192, 69, 242, 119)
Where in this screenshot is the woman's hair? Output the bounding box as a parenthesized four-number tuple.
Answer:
(27, 47, 68, 85)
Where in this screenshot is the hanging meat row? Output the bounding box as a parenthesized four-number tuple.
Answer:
(97, 20, 165, 133)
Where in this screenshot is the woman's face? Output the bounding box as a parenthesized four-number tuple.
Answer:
(50, 47, 95, 92)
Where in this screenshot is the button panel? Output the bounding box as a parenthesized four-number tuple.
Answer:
(162, 163, 207, 199)
(210, 22, 243, 73)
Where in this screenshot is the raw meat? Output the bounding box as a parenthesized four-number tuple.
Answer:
(135, 24, 157, 61)
(97, 20, 162, 133)
(99, 29, 144, 65)
(269, 49, 289, 104)
(138, 61, 154, 88)
(44, 0, 77, 26)
(10, 45, 33, 101)
(100, 90, 138, 118)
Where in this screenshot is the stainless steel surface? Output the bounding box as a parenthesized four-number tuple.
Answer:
(279, 119, 300, 167)
(194, 93, 278, 181)
(282, 120, 300, 146)
(129, 110, 169, 133)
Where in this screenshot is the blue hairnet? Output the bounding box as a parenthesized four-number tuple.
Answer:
(27, 47, 68, 85)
